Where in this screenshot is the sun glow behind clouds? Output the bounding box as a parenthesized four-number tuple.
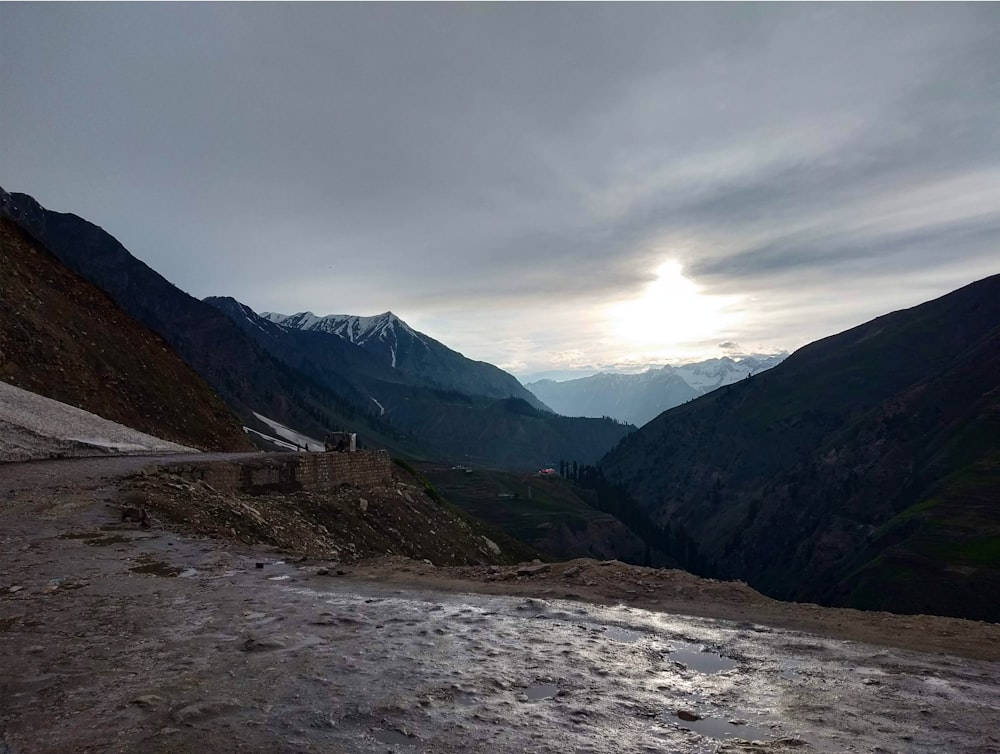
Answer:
(609, 261, 742, 354)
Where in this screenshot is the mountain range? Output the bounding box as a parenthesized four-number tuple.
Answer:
(262, 310, 547, 409)
(0, 187, 382, 453)
(4, 183, 998, 621)
(206, 296, 631, 469)
(526, 354, 786, 427)
(0, 186, 628, 470)
(600, 275, 1000, 622)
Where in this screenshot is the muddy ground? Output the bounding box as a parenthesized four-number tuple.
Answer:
(2, 456, 999, 753)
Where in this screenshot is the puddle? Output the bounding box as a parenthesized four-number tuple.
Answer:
(675, 715, 773, 742)
(778, 659, 809, 680)
(523, 683, 559, 701)
(668, 643, 738, 674)
(129, 560, 182, 577)
(372, 729, 418, 746)
(57, 531, 102, 540)
(453, 690, 479, 706)
(84, 535, 135, 547)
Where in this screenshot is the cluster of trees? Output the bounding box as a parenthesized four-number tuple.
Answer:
(557, 459, 715, 577)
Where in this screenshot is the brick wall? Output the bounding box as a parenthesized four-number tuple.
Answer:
(160, 450, 393, 494)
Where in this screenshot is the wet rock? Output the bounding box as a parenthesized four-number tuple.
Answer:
(241, 637, 286, 652)
(677, 709, 702, 722)
(130, 694, 165, 708)
(316, 568, 330, 576)
(517, 564, 550, 577)
(172, 699, 237, 723)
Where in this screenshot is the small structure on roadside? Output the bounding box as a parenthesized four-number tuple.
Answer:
(324, 431, 357, 452)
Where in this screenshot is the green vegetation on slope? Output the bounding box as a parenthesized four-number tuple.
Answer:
(602, 275, 1000, 622)
(415, 462, 659, 564)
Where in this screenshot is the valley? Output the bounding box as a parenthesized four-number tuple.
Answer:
(3, 8, 1000, 754)
(1, 182, 999, 754)
(1, 184, 997, 623)
(601, 275, 1000, 622)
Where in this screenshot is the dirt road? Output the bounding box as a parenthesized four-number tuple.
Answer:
(2, 456, 999, 753)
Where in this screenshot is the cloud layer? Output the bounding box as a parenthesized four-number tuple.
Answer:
(2, 4, 998, 377)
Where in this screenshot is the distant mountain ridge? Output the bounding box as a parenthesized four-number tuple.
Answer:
(0, 186, 627, 470)
(263, 311, 419, 359)
(600, 275, 1000, 622)
(209, 297, 633, 470)
(263, 310, 548, 410)
(527, 355, 785, 426)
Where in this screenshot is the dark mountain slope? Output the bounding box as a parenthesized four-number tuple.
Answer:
(0, 216, 252, 451)
(601, 275, 1000, 621)
(0, 188, 404, 450)
(205, 297, 409, 413)
(415, 462, 667, 565)
(208, 297, 635, 470)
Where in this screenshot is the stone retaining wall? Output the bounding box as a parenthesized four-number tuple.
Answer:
(160, 450, 393, 494)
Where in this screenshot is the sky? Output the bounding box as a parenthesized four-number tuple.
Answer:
(2, 4, 998, 381)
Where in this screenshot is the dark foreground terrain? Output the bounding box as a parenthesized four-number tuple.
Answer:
(2, 456, 999, 753)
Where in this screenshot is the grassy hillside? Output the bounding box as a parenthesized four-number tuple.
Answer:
(416, 462, 664, 564)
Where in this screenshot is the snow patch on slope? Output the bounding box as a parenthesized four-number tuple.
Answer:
(0, 380, 195, 463)
(251, 412, 325, 452)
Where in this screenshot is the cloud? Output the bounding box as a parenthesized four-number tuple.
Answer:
(1, 4, 998, 377)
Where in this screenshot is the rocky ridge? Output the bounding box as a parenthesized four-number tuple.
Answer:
(120, 462, 537, 567)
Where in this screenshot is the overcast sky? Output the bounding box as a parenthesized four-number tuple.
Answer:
(2, 4, 998, 380)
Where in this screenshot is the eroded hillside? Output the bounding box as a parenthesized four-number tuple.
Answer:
(0, 217, 253, 452)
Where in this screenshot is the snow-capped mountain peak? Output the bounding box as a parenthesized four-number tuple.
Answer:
(262, 310, 420, 351)
(525, 353, 786, 426)
(259, 308, 548, 408)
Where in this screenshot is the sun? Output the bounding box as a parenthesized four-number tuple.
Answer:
(609, 261, 740, 351)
